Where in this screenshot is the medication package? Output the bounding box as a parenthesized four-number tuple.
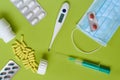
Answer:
(0, 60, 20, 80)
(72, 0, 120, 53)
(10, 0, 46, 25)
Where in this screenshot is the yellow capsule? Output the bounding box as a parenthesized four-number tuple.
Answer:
(32, 68, 37, 72)
(23, 63, 29, 67)
(29, 56, 35, 59)
(18, 53, 22, 58)
(22, 52, 26, 56)
(28, 56, 34, 60)
(25, 53, 29, 58)
(23, 63, 28, 66)
(21, 34, 24, 42)
(15, 56, 20, 61)
(15, 47, 22, 52)
(31, 55, 35, 58)
(14, 50, 21, 55)
(29, 50, 34, 52)
(22, 59, 29, 63)
(20, 45, 26, 50)
(29, 59, 35, 63)
(15, 40, 21, 45)
(33, 62, 38, 67)
(25, 52, 29, 55)
(29, 51, 35, 55)
(24, 64, 31, 69)
(15, 50, 22, 53)
(23, 54, 26, 59)
(25, 47, 32, 52)
(12, 48, 17, 54)
(16, 51, 22, 56)
(29, 54, 35, 57)
(21, 54, 25, 60)
(24, 62, 29, 66)
(31, 65, 36, 69)
(30, 63, 37, 68)
(25, 66, 30, 70)
(29, 62, 34, 65)
(33, 67, 37, 71)
(12, 43, 18, 46)
(12, 44, 19, 49)
(21, 41, 27, 47)
(21, 52, 24, 56)
(23, 49, 29, 53)
(19, 54, 23, 59)
(28, 57, 35, 61)
(29, 59, 35, 62)
(19, 51, 23, 55)
(31, 68, 36, 73)
(24, 54, 28, 59)
(20, 54, 26, 60)
(28, 54, 34, 58)
(23, 62, 28, 65)
(21, 57, 24, 60)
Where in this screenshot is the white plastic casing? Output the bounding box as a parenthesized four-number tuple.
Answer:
(0, 18, 15, 43)
(37, 59, 48, 75)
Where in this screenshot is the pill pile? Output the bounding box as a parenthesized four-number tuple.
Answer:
(12, 35, 38, 73)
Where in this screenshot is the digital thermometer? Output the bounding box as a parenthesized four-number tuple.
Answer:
(48, 2, 69, 51)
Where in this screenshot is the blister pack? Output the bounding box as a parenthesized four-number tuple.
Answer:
(0, 60, 20, 80)
(10, 0, 46, 25)
(87, 12, 99, 31)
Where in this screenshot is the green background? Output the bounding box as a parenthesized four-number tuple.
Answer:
(0, 0, 120, 80)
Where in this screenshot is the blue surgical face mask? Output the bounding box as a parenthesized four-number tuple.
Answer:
(77, 0, 120, 46)
(72, 0, 120, 54)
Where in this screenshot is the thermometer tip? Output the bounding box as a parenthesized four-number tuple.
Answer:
(48, 48, 50, 52)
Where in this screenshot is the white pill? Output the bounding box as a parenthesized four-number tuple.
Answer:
(16, 1, 23, 8)
(33, 7, 40, 13)
(26, 12, 33, 19)
(21, 6, 28, 13)
(28, 1, 35, 8)
(31, 18, 38, 25)
(38, 12, 45, 20)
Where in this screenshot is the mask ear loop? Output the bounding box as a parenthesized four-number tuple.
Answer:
(71, 27, 102, 54)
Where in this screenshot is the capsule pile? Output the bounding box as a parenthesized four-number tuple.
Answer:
(12, 35, 38, 73)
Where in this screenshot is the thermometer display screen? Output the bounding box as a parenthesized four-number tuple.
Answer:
(58, 13, 64, 23)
